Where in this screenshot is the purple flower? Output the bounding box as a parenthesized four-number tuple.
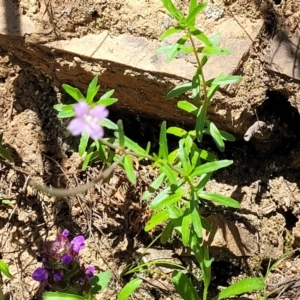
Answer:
(61, 229, 69, 237)
(68, 102, 108, 140)
(85, 266, 95, 279)
(54, 271, 63, 282)
(32, 267, 48, 282)
(61, 254, 73, 264)
(71, 236, 85, 253)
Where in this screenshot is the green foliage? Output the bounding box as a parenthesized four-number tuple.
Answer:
(91, 270, 111, 294)
(49, 1, 264, 299)
(0, 133, 13, 162)
(117, 278, 142, 300)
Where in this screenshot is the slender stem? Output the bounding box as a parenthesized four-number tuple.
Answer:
(187, 29, 209, 108)
(29, 155, 124, 197)
(100, 138, 154, 161)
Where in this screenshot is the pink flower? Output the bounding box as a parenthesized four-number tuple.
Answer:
(71, 236, 85, 253)
(68, 102, 108, 140)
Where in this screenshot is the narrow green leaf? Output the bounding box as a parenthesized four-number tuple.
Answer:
(172, 271, 200, 300)
(123, 154, 136, 185)
(159, 26, 185, 40)
(212, 73, 243, 86)
(216, 277, 264, 300)
(177, 100, 198, 114)
(0, 261, 12, 278)
(182, 211, 192, 246)
(101, 118, 118, 130)
(100, 89, 115, 100)
(190, 27, 212, 46)
(91, 270, 111, 294)
(117, 278, 143, 300)
(186, 3, 207, 26)
(168, 205, 183, 219)
(43, 292, 85, 300)
(166, 35, 189, 62)
(151, 192, 183, 210)
(167, 126, 187, 137)
(166, 82, 192, 100)
(158, 121, 168, 159)
(150, 186, 171, 209)
(206, 84, 219, 102)
(117, 120, 125, 148)
(161, 0, 185, 22)
(192, 71, 201, 103)
(179, 139, 190, 173)
(145, 211, 169, 231)
(199, 46, 231, 55)
(142, 173, 166, 201)
(62, 84, 85, 101)
(189, 0, 197, 14)
(79, 131, 90, 156)
(0, 145, 14, 162)
(196, 104, 206, 142)
(207, 121, 225, 152)
(199, 192, 240, 208)
(86, 77, 100, 104)
(219, 130, 235, 141)
(160, 221, 174, 244)
(159, 161, 177, 184)
(190, 160, 232, 177)
(95, 98, 118, 107)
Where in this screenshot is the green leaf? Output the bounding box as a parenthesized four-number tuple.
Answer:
(100, 89, 115, 100)
(186, 3, 207, 26)
(0, 144, 14, 162)
(206, 83, 219, 102)
(196, 105, 206, 142)
(62, 84, 85, 101)
(160, 221, 174, 244)
(168, 205, 183, 219)
(215, 277, 264, 300)
(199, 46, 231, 55)
(123, 154, 136, 185)
(177, 100, 198, 114)
(0, 261, 12, 278)
(95, 98, 118, 107)
(219, 130, 235, 141)
(199, 192, 240, 208)
(159, 161, 177, 184)
(86, 77, 100, 104)
(161, 0, 185, 22)
(91, 270, 111, 294)
(79, 131, 90, 156)
(172, 271, 200, 300)
(212, 73, 243, 86)
(167, 126, 187, 137)
(142, 173, 166, 201)
(145, 210, 169, 231)
(192, 71, 201, 103)
(150, 186, 171, 209)
(190, 27, 212, 46)
(179, 139, 190, 173)
(182, 210, 192, 246)
(159, 26, 185, 40)
(43, 292, 85, 300)
(117, 278, 143, 300)
(117, 120, 125, 148)
(151, 192, 183, 210)
(207, 121, 225, 152)
(158, 121, 168, 159)
(190, 160, 233, 177)
(101, 118, 118, 130)
(166, 82, 192, 100)
(189, 0, 197, 13)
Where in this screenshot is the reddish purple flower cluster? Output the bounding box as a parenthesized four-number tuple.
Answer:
(32, 230, 95, 295)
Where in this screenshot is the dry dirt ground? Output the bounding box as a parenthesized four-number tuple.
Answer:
(1, 0, 300, 299)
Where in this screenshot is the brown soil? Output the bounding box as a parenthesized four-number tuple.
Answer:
(1, 0, 300, 299)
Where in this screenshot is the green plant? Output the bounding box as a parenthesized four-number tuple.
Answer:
(0, 260, 12, 300)
(44, 1, 267, 299)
